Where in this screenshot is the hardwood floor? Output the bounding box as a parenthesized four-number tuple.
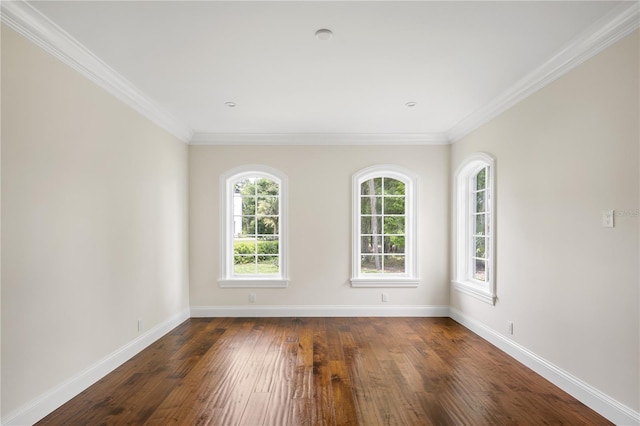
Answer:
(38, 317, 611, 425)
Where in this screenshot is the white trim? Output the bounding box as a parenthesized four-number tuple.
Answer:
(451, 280, 495, 305)
(0, 0, 193, 143)
(447, 1, 640, 142)
(190, 132, 450, 146)
(1, 308, 190, 426)
(453, 152, 496, 304)
(190, 305, 449, 318)
(449, 308, 640, 426)
(219, 165, 289, 287)
(218, 279, 288, 288)
(351, 165, 419, 287)
(351, 278, 419, 288)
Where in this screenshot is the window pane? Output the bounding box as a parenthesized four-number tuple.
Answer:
(474, 214, 485, 236)
(361, 235, 382, 254)
(475, 168, 486, 191)
(384, 255, 405, 273)
(241, 217, 255, 236)
(257, 237, 279, 254)
(384, 236, 405, 254)
(257, 255, 279, 274)
(384, 197, 405, 214)
(475, 191, 485, 213)
(256, 178, 278, 195)
(240, 196, 256, 215)
(234, 239, 256, 255)
(234, 255, 256, 275)
(235, 179, 255, 195)
(361, 255, 382, 273)
(257, 216, 278, 235)
(384, 178, 405, 195)
(474, 237, 486, 259)
(257, 196, 278, 215)
(361, 196, 382, 214)
(361, 180, 370, 195)
(473, 259, 486, 281)
(361, 216, 382, 235)
(233, 216, 243, 237)
(361, 178, 382, 196)
(383, 216, 404, 235)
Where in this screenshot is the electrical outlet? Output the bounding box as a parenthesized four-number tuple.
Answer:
(382, 292, 389, 303)
(602, 210, 614, 228)
(507, 321, 514, 335)
(249, 293, 256, 303)
(137, 319, 143, 332)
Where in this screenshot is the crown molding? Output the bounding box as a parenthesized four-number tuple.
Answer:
(190, 132, 450, 145)
(0, 0, 194, 143)
(447, 1, 640, 143)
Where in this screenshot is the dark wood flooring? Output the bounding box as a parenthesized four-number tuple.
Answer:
(38, 317, 611, 425)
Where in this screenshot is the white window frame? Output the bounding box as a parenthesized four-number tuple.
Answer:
(219, 165, 288, 288)
(351, 165, 419, 288)
(452, 152, 496, 304)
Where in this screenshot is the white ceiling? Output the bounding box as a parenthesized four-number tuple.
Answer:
(11, 1, 639, 143)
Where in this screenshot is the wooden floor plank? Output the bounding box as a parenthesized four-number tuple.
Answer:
(311, 318, 336, 426)
(37, 317, 613, 426)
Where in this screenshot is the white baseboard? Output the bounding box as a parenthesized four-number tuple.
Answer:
(449, 308, 640, 426)
(2, 308, 190, 426)
(190, 304, 450, 318)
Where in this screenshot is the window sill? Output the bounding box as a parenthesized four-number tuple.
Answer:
(452, 280, 495, 305)
(218, 278, 288, 288)
(351, 277, 419, 288)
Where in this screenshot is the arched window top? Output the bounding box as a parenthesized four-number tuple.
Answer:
(222, 164, 287, 186)
(354, 164, 416, 185)
(455, 152, 494, 177)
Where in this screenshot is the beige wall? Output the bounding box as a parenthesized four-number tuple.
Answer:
(451, 31, 639, 411)
(1, 25, 190, 416)
(189, 145, 450, 308)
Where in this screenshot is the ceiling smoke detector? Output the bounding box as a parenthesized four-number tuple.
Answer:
(315, 29, 333, 40)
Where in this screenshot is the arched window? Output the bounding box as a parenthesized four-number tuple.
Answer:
(219, 165, 288, 288)
(351, 165, 418, 287)
(453, 153, 495, 304)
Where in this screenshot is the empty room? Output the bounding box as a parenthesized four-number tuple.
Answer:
(1, 0, 638, 425)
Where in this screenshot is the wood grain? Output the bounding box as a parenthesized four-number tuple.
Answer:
(37, 317, 612, 425)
